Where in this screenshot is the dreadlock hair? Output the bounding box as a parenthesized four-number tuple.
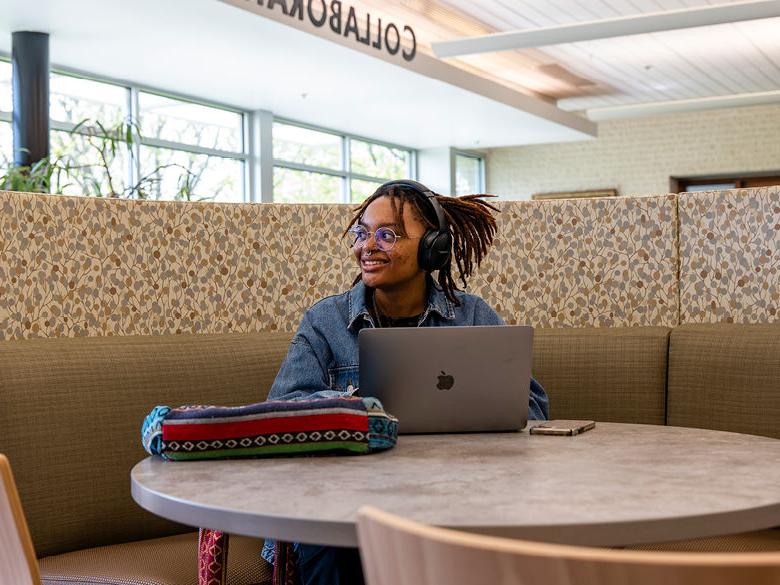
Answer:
(343, 183, 499, 306)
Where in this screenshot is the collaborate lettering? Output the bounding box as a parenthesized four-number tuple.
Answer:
(251, 0, 417, 61)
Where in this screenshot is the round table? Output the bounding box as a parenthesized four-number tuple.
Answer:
(131, 422, 780, 547)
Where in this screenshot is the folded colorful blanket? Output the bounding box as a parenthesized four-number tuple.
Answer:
(142, 396, 398, 585)
(142, 396, 398, 460)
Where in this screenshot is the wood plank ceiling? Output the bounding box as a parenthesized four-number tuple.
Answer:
(358, 0, 780, 114)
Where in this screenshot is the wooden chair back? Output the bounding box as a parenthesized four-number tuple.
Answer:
(0, 454, 40, 585)
(357, 506, 780, 585)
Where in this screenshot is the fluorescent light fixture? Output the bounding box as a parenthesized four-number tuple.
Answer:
(431, 0, 780, 57)
(585, 90, 780, 121)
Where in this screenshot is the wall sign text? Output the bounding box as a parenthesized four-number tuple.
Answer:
(250, 0, 417, 61)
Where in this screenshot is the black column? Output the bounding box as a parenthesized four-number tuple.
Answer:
(12, 31, 49, 168)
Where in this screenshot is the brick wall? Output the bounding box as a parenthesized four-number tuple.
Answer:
(487, 103, 780, 199)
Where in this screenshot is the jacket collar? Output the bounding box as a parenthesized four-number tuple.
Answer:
(347, 280, 455, 330)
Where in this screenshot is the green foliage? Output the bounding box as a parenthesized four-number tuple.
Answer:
(0, 154, 63, 193)
(0, 118, 209, 201)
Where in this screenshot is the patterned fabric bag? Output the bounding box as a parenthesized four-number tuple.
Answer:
(141, 396, 398, 585)
(142, 396, 397, 459)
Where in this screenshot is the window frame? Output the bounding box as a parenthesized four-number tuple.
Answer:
(672, 173, 780, 193)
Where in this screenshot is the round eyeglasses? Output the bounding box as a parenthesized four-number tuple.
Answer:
(348, 226, 407, 251)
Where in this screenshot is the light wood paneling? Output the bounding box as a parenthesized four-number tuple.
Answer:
(371, 0, 780, 112)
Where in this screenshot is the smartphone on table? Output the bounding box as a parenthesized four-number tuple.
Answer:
(529, 420, 596, 436)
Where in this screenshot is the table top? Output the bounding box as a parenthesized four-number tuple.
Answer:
(131, 422, 780, 547)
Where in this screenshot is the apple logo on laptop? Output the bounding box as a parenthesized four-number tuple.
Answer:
(437, 371, 454, 390)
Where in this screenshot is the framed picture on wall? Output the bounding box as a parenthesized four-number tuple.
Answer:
(532, 188, 618, 201)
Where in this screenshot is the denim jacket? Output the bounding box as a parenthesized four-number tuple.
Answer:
(267, 281, 549, 418)
(261, 282, 549, 564)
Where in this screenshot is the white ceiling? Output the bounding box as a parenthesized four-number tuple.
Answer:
(3, 0, 776, 147)
(0, 0, 596, 149)
(431, 0, 780, 114)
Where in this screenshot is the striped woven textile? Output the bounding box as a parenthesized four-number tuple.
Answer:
(142, 396, 398, 460)
(142, 396, 398, 585)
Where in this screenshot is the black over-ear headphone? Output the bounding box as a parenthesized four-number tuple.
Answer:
(377, 179, 452, 272)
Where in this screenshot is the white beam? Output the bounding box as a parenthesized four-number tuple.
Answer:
(585, 90, 780, 121)
(219, 0, 597, 143)
(432, 0, 780, 57)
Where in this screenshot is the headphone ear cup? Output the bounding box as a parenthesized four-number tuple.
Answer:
(418, 229, 452, 272)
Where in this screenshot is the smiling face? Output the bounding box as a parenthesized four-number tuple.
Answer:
(352, 195, 428, 293)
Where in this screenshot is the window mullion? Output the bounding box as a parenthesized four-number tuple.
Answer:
(129, 86, 140, 194)
(346, 171, 397, 184)
(343, 135, 350, 204)
(242, 111, 250, 202)
(273, 160, 348, 179)
(140, 136, 246, 160)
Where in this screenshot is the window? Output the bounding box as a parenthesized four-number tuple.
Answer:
(0, 121, 11, 169)
(1, 59, 12, 168)
(675, 175, 780, 192)
(0, 59, 11, 113)
(49, 74, 130, 196)
(684, 183, 737, 192)
(139, 146, 243, 202)
(1, 60, 421, 204)
(50, 73, 127, 127)
(455, 152, 483, 195)
(272, 120, 414, 203)
(44, 73, 247, 201)
(273, 123, 341, 169)
(273, 167, 342, 204)
(50, 129, 129, 196)
(350, 178, 384, 203)
(139, 92, 243, 153)
(350, 140, 409, 180)
(138, 92, 245, 202)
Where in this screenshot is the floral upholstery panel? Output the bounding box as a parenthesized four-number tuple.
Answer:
(0, 192, 356, 339)
(0, 191, 679, 340)
(678, 186, 780, 324)
(468, 195, 680, 328)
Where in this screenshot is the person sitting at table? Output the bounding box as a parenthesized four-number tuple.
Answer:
(262, 179, 549, 585)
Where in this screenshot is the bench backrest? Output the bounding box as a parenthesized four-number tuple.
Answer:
(0, 332, 292, 556)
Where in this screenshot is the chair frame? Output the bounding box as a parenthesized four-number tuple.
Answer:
(0, 454, 41, 585)
(357, 506, 780, 585)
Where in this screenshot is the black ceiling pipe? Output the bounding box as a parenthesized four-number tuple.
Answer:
(12, 31, 50, 168)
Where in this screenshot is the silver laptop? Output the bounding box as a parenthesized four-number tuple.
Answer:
(359, 325, 533, 434)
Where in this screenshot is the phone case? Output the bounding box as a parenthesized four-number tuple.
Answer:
(529, 420, 595, 436)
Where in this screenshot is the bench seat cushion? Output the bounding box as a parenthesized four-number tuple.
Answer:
(626, 528, 780, 552)
(39, 532, 271, 585)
